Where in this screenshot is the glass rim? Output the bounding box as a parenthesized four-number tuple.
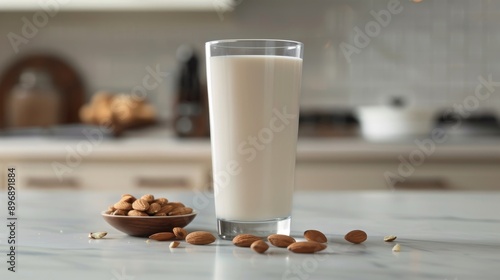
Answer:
(206, 39, 303, 49)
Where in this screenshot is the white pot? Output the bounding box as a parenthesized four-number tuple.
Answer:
(356, 106, 437, 141)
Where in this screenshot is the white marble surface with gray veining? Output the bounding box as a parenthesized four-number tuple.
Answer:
(0, 190, 499, 280)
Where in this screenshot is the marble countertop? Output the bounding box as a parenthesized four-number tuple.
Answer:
(1, 190, 499, 279)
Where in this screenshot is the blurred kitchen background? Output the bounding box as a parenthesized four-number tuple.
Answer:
(0, 0, 499, 191)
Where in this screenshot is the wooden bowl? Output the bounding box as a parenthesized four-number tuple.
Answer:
(101, 211, 197, 237)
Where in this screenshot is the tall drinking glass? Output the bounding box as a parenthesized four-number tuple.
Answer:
(205, 39, 303, 239)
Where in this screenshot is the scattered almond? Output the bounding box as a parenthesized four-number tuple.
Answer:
(89, 232, 107, 239)
(287, 241, 327, 254)
(250, 240, 269, 254)
(132, 199, 150, 211)
(149, 232, 176, 241)
(392, 243, 401, 252)
(344, 230, 367, 244)
(141, 194, 155, 203)
(268, 234, 296, 248)
(384, 235, 397, 242)
(173, 227, 188, 240)
(233, 234, 262, 247)
(304, 230, 327, 243)
(186, 231, 216, 245)
(168, 207, 193, 216)
(169, 241, 180, 248)
(128, 210, 148, 216)
(113, 201, 132, 211)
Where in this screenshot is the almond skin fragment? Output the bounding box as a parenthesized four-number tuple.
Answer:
(186, 231, 216, 245)
(251, 240, 269, 254)
(149, 232, 176, 241)
(173, 227, 188, 240)
(344, 230, 367, 244)
(268, 234, 296, 248)
(304, 230, 327, 243)
(287, 241, 327, 253)
(232, 234, 262, 247)
(392, 243, 401, 252)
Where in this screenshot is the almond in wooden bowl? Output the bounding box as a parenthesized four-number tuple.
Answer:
(101, 210, 197, 237)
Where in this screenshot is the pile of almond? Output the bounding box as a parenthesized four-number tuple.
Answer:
(105, 193, 193, 217)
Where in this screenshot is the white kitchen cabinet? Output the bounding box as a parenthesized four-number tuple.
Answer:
(295, 161, 500, 191)
(0, 160, 211, 191)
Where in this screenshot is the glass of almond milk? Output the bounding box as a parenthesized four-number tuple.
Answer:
(205, 39, 303, 239)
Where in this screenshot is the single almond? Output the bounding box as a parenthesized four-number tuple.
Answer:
(168, 207, 193, 216)
(173, 227, 188, 240)
(146, 202, 161, 215)
(166, 202, 185, 209)
(287, 241, 327, 254)
(251, 240, 269, 254)
(107, 205, 116, 212)
(132, 199, 150, 211)
(186, 231, 216, 245)
(268, 234, 296, 248)
(154, 198, 168, 206)
(157, 204, 175, 214)
(104, 210, 113, 214)
(120, 194, 136, 203)
(141, 194, 155, 203)
(112, 209, 127, 216)
(304, 230, 327, 243)
(169, 241, 180, 248)
(345, 230, 367, 244)
(127, 210, 148, 216)
(113, 201, 132, 211)
(233, 234, 262, 247)
(149, 232, 176, 241)
(384, 235, 397, 242)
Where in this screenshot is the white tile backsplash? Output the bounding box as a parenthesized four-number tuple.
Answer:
(1, 0, 500, 118)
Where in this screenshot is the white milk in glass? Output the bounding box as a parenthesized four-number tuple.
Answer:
(208, 55, 302, 221)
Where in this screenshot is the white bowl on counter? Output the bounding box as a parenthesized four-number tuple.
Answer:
(356, 106, 437, 141)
